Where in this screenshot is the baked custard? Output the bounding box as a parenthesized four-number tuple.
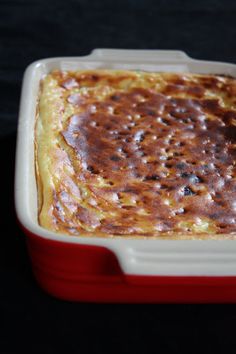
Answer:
(35, 70, 236, 238)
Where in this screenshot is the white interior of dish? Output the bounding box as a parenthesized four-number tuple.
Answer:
(15, 49, 236, 276)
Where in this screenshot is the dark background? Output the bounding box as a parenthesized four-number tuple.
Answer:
(1, 0, 236, 353)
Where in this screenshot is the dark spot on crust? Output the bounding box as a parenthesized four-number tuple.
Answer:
(165, 163, 173, 168)
(110, 94, 121, 101)
(87, 165, 98, 174)
(183, 186, 195, 196)
(144, 174, 159, 181)
(91, 75, 99, 81)
(110, 155, 121, 161)
(176, 162, 187, 170)
(147, 110, 156, 116)
(160, 184, 169, 190)
(181, 172, 190, 178)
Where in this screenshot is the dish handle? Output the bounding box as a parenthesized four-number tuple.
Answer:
(89, 48, 191, 61)
(108, 241, 236, 277)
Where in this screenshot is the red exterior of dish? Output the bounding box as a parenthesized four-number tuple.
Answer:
(21, 227, 236, 303)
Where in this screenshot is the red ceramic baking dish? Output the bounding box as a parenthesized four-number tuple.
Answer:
(15, 49, 236, 303)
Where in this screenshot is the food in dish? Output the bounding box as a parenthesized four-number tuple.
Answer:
(36, 69, 236, 237)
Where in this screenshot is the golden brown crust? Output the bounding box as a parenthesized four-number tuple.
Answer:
(36, 69, 236, 238)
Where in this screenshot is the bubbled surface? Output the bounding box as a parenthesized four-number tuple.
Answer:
(36, 70, 236, 237)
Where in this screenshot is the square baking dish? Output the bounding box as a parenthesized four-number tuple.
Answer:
(15, 49, 236, 303)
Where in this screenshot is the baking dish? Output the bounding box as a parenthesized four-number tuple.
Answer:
(15, 49, 236, 303)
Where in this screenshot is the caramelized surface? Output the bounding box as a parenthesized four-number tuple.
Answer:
(36, 70, 236, 238)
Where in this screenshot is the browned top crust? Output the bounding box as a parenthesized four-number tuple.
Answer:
(36, 70, 236, 238)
